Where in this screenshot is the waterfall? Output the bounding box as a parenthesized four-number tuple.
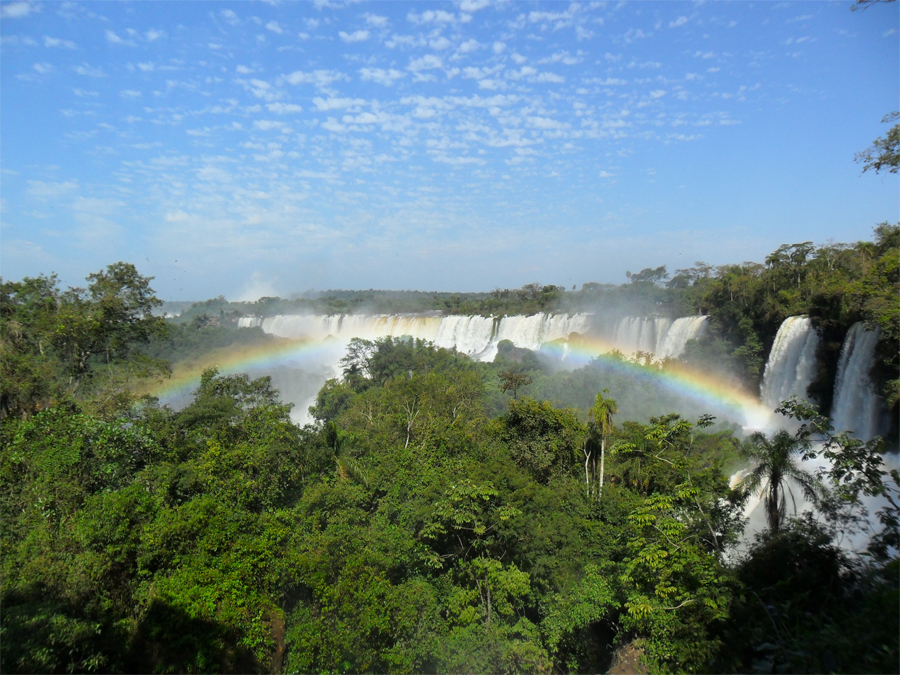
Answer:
(657, 316, 709, 358)
(241, 312, 710, 362)
(613, 317, 673, 356)
(242, 312, 591, 362)
(831, 323, 888, 441)
(759, 316, 820, 410)
(605, 315, 707, 358)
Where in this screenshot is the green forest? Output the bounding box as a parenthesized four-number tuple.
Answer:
(1, 226, 898, 674)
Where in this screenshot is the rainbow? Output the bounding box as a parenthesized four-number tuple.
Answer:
(139, 336, 345, 401)
(141, 333, 775, 429)
(541, 336, 774, 429)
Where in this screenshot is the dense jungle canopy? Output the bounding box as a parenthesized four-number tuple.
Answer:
(0, 227, 898, 674)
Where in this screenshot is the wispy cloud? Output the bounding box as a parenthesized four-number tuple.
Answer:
(1, 1, 37, 18)
(73, 63, 106, 77)
(339, 29, 370, 43)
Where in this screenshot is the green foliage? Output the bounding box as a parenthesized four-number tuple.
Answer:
(493, 398, 587, 483)
(856, 111, 900, 175)
(0, 262, 169, 418)
(1, 239, 897, 674)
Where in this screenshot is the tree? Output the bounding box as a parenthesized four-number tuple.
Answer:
(739, 428, 824, 533)
(494, 398, 586, 483)
(855, 111, 899, 174)
(625, 265, 668, 285)
(588, 391, 617, 499)
(498, 370, 532, 400)
(0, 263, 168, 417)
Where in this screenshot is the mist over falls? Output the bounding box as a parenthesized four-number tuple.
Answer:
(236, 311, 889, 440)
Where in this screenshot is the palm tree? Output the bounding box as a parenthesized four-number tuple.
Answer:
(589, 390, 618, 499)
(740, 429, 824, 533)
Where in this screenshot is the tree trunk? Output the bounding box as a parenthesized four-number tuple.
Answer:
(583, 443, 592, 497)
(598, 436, 606, 499)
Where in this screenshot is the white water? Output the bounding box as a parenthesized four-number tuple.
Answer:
(236, 312, 714, 422)
(831, 323, 888, 441)
(731, 447, 900, 556)
(759, 316, 820, 411)
(240, 313, 593, 362)
(658, 316, 709, 358)
(239, 312, 710, 362)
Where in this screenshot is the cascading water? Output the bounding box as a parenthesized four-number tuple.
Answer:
(831, 323, 888, 441)
(238, 312, 710, 362)
(613, 317, 673, 356)
(657, 316, 709, 358)
(239, 313, 592, 362)
(759, 316, 820, 411)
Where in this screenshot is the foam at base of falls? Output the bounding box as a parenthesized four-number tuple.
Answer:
(760, 316, 820, 411)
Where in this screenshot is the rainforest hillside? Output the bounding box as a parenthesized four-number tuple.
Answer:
(1, 229, 898, 674)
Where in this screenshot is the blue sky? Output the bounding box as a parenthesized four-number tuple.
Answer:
(1, 0, 897, 301)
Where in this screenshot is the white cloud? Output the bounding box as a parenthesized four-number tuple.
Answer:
(280, 70, 346, 88)
(105, 30, 135, 46)
(385, 34, 428, 49)
(534, 72, 564, 83)
(669, 16, 688, 28)
(1, 2, 37, 18)
(267, 102, 304, 114)
(313, 96, 366, 111)
(43, 36, 77, 48)
(321, 117, 348, 133)
(359, 67, 405, 85)
(339, 29, 370, 43)
(27, 180, 79, 197)
(73, 63, 106, 77)
(539, 51, 582, 65)
(457, 38, 480, 54)
(408, 54, 443, 71)
(365, 13, 388, 27)
(623, 28, 649, 43)
(586, 77, 627, 85)
(342, 111, 393, 125)
(527, 116, 567, 130)
(459, 0, 491, 11)
(221, 9, 239, 25)
(529, 9, 575, 24)
(493, 41, 506, 54)
(136, 61, 155, 72)
(145, 28, 164, 41)
(32, 62, 54, 74)
(266, 20, 284, 34)
(236, 65, 254, 74)
(254, 120, 292, 132)
(120, 89, 142, 98)
(408, 9, 458, 24)
(462, 65, 503, 80)
(430, 36, 452, 50)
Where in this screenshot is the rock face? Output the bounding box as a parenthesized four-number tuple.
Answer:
(606, 642, 649, 675)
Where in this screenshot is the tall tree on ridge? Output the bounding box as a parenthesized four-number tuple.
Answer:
(589, 390, 618, 499)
